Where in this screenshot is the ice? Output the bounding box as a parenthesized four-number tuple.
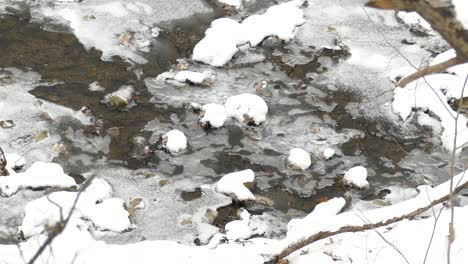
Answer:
(342, 166, 368, 188)
(215, 169, 255, 201)
(88, 81, 106, 92)
(200, 103, 228, 128)
(225, 93, 268, 125)
(287, 148, 311, 170)
(396, 11, 431, 31)
(162, 129, 188, 154)
(28, 0, 211, 62)
(193, 0, 305, 66)
(0, 162, 76, 197)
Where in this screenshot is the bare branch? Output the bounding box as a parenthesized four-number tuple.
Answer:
(398, 56, 466, 87)
(267, 179, 468, 263)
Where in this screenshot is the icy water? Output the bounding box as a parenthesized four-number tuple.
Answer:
(1, 0, 467, 245)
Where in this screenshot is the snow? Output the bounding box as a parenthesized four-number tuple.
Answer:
(200, 103, 228, 128)
(342, 166, 368, 188)
(396, 11, 431, 31)
(215, 169, 255, 201)
(174, 71, 215, 85)
(224, 93, 268, 125)
(4, 152, 26, 171)
(103, 85, 134, 107)
(287, 148, 311, 170)
(162, 129, 188, 154)
(0, 162, 76, 197)
(193, 0, 305, 66)
(88, 81, 105, 92)
(19, 177, 131, 237)
(225, 209, 252, 240)
(30, 0, 211, 63)
(322, 148, 335, 160)
(85, 198, 132, 232)
(392, 49, 468, 152)
(453, 0, 468, 29)
(218, 0, 242, 9)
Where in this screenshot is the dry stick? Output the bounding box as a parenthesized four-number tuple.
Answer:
(398, 56, 466, 87)
(27, 175, 96, 264)
(269, 179, 468, 263)
(447, 74, 468, 264)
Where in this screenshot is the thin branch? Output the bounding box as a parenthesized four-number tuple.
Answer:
(27, 175, 96, 264)
(268, 178, 468, 263)
(398, 56, 466, 87)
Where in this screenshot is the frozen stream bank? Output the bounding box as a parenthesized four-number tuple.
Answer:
(0, 0, 468, 263)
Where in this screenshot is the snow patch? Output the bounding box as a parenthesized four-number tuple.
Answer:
(162, 129, 188, 154)
(0, 162, 76, 197)
(342, 166, 368, 188)
(287, 148, 311, 170)
(215, 169, 255, 201)
(200, 103, 228, 128)
(225, 93, 268, 125)
(193, 0, 305, 66)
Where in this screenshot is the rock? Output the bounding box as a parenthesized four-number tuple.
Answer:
(343, 166, 369, 188)
(224, 93, 268, 125)
(0, 120, 15, 129)
(160, 129, 187, 154)
(103, 86, 134, 108)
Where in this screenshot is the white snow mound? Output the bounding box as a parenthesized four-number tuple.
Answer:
(225, 93, 268, 125)
(162, 129, 188, 154)
(287, 148, 311, 170)
(343, 166, 369, 188)
(215, 169, 255, 201)
(200, 103, 228, 128)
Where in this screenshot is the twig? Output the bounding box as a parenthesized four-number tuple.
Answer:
(27, 174, 96, 264)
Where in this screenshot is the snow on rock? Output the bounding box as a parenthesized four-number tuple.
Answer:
(384, 186, 418, 204)
(322, 148, 335, 160)
(287, 148, 311, 170)
(85, 198, 131, 232)
(19, 177, 131, 237)
(215, 169, 255, 201)
(193, 0, 305, 66)
(162, 129, 188, 154)
(4, 152, 26, 172)
(0, 162, 76, 197)
(342, 166, 368, 188)
(224, 93, 268, 125)
(89, 81, 105, 92)
(392, 49, 468, 152)
(217, 0, 242, 10)
(103, 85, 134, 107)
(174, 70, 215, 85)
(396, 11, 431, 32)
(225, 209, 252, 240)
(200, 103, 228, 128)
